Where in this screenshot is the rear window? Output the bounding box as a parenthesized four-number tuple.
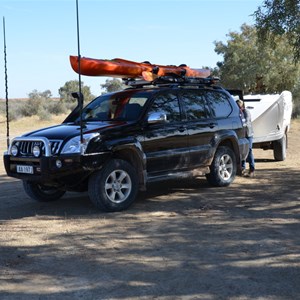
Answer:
(179, 90, 232, 120)
(205, 91, 232, 118)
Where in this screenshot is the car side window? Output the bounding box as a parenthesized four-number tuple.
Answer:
(180, 91, 211, 120)
(149, 93, 181, 122)
(205, 91, 232, 118)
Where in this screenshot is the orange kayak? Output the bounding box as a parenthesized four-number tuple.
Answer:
(69, 56, 210, 81)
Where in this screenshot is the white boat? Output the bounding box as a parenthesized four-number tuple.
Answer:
(243, 91, 293, 161)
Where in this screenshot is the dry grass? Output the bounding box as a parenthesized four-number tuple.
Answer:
(1, 115, 299, 174)
(0, 115, 67, 171)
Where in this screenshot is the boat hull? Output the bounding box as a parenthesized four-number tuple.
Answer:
(243, 91, 293, 143)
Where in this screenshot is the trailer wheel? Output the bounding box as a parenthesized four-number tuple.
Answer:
(206, 146, 236, 187)
(88, 159, 138, 212)
(273, 134, 287, 161)
(23, 180, 66, 202)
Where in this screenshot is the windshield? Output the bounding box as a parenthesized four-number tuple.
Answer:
(78, 90, 149, 122)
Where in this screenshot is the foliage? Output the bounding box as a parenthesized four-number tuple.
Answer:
(214, 24, 300, 95)
(21, 89, 52, 118)
(1, 81, 96, 121)
(19, 90, 68, 121)
(0, 90, 69, 121)
(100, 78, 126, 94)
(214, 24, 300, 117)
(291, 82, 300, 118)
(254, 0, 300, 62)
(0, 99, 26, 121)
(58, 80, 95, 104)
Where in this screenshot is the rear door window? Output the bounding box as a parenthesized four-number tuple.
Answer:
(179, 90, 211, 120)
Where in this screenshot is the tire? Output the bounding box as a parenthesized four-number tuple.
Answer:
(273, 134, 287, 161)
(88, 159, 138, 212)
(23, 180, 66, 202)
(206, 146, 237, 187)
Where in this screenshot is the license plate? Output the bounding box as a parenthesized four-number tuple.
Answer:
(16, 165, 34, 174)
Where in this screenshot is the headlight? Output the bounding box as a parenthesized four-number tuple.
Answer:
(11, 145, 19, 156)
(61, 133, 100, 154)
(33, 145, 41, 157)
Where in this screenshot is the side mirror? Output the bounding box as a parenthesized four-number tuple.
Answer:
(147, 112, 167, 124)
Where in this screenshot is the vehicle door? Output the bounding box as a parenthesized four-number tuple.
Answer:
(142, 91, 189, 175)
(179, 89, 220, 166)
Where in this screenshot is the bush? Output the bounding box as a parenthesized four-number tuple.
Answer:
(8, 108, 24, 121)
(0, 100, 28, 121)
(292, 102, 300, 119)
(47, 100, 68, 115)
(0, 91, 72, 121)
(59, 80, 95, 103)
(38, 108, 52, 121)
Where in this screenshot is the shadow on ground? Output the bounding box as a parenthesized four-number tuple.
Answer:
(0, 167, 300, 299)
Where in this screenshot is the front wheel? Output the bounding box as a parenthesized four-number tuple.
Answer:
(88, 159, 138, 212)
(23, 180, 66, 202)
(206, 146, 237, 187)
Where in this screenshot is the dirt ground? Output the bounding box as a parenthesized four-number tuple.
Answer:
(0, 120, 300, 300)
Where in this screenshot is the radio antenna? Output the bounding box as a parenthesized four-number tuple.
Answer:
(3, 17, 10, 149)
(75, 0, 84, 146)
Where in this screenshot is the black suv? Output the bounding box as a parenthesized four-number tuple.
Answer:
(4, 78, 249, 212)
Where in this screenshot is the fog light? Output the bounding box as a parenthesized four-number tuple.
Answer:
(56, 160, 62, 168)
(11, 145, 19, 156)
(33, 145, 41, 157)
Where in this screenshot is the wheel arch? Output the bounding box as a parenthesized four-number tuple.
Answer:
(112, 143, 147, 190)
(216, 136, 241, 166)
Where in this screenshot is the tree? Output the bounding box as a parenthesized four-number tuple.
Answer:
(59, 80, 95, 103)
(214, 24, 300, 94)
(24, 89, 52, 116)
(19, 89, 55, 120)
(100, 78, 126, 94)
(254, 0, 300, 61)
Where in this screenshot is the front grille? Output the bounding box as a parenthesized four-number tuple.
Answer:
(12, 139, 62, 157)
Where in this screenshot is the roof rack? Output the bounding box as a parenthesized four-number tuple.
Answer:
(123, 76, 220, 88)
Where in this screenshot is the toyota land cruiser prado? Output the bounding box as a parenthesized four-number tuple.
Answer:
(4, 78, 249, 211)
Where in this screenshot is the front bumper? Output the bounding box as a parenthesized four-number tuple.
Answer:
(3, 152, 111, 188)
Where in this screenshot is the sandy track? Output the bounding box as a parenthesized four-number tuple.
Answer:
(0, 121, 299, 300)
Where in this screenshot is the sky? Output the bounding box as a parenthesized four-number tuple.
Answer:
(0, 0, 263, 99)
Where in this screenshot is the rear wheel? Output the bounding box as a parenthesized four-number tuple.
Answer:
(23, 180, 66, 202)
(206, 146, 236, 187)
(88, 159, 138, 212)
(273, 134, 287, 161)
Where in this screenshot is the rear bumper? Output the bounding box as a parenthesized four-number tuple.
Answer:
(253, 132, 284, 144)
(239, 137, 250, 161)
